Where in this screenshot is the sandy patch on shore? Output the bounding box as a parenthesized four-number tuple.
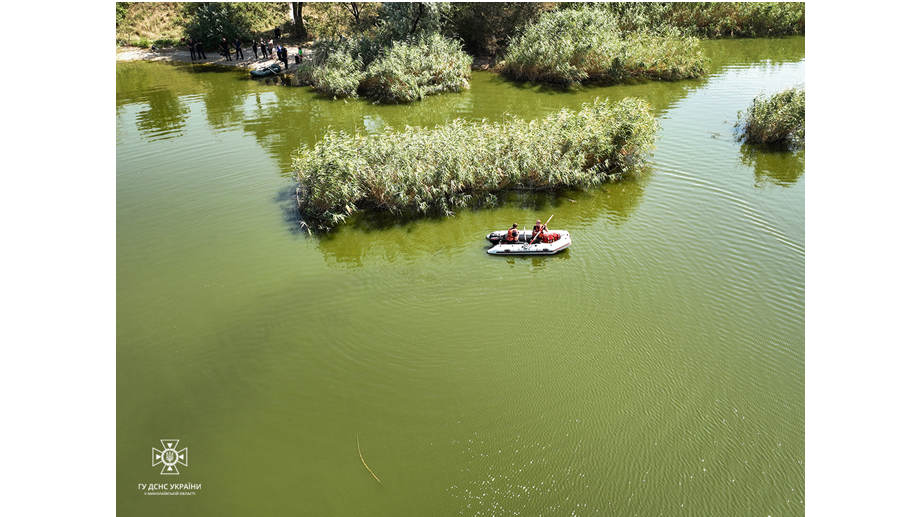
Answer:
(116, 45, 497, 71)
(115, 45, 308, 73)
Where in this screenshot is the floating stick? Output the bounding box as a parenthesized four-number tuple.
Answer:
(357, 434, 382, 485)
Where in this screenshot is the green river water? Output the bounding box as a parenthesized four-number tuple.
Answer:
(116, 37, 805, 516)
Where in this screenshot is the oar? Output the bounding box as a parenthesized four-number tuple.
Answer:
(526, 214, 553, 247)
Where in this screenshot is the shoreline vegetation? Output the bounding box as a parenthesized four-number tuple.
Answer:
(117, 2, 804, 230)
(296, 33, 473, 102)
(736, 87, 806, 146)
(293, 98, 659, 230)
(498, 8, 707, 86)
(117, 2, 805, 93)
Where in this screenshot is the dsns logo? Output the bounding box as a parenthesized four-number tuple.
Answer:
(152, 439, 188, 475)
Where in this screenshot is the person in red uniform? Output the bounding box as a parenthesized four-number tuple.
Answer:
(530, 220, 543, 243)
(531, 220, 551, 243)
(505, 223, 520, 243)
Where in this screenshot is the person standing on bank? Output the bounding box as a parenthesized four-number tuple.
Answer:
(186, 37, 196, 61)
(220, 37, 232, 61)
(195, 38, 206, 60)
(260, 39, 267, 60)
(251, 38, 258, 59)
(280, 45, 289, 69)
(233, 36, 244, 60)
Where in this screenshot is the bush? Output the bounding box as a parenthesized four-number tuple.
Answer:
(310, 48, 366, 98)
(297, 34, 471, 102)
(499, 7, 707, 85)
(610, 2, 805, 38)
(363, 34, 472, 102)
(620, 26, 710, 81)
(294, 98, 659, 229)
(736, 87, 805, 145)
(499, 7, 623, 84)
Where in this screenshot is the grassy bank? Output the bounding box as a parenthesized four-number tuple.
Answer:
(294, 98, 659, 230)
(117, 2, 297, 49)
(736, 87, 805, 146)
(498, 7, 708, 86)
(116, 2, 188, 48)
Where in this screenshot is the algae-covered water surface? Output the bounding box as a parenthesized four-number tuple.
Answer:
(117, 37, 805, 516)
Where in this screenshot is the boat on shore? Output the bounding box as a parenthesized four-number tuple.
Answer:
(485, 229, 571, 255)
(250, 63, 281, 77)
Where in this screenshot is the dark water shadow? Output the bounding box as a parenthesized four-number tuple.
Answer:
(739, 142, 805, 187)
(284, 164, 651, 252)
(491, 74, 577, 95)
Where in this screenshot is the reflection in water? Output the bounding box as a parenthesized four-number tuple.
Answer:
(740, 144, 805, 187)
(115, 35, 806, 171)
(134, 88, 189, 141)
(701, 36, 806, 72)
(309, 171, 650, 269)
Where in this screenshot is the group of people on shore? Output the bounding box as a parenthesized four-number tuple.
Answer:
(183, 32, 302, 70)
(504, 220, 555, 244)
(184, 37, 207, 60)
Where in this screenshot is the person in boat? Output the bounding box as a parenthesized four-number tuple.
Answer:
(505, 223, 520, 243)
(531, 220, 543, 242)
(531, 220, 549, 244)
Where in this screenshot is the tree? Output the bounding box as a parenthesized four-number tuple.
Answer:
(446, 2, 550, 56)
(378, 2, 451, 42)
(344, 2, 362, 26)
(291, 2, 307, 40)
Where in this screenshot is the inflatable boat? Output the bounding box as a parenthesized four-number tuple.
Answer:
(250, 63, 281, 77)
(485, 229, 571, 255)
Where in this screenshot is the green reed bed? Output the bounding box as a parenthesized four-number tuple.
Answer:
(297, 34, 471, 102)
(498, 7, 708, 86)
(612, 2, 806, 38)
(362, 35, 472, 102)
(294, 98, 659, 229)
(736, 87, 805, 146)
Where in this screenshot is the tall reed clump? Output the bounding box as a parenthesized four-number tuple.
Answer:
(294, 98, 659, 229)
(611, 2, 806, 38)
(498, 7, 707, 86)
(307, 41, 366, 98)
(363, 34, 472, 102)
(296, 34, 471, 102)
(736, 87, 805, 145)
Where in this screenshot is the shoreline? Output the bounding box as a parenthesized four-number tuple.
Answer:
(115, 45, 498, 72)
(116, 44, 309, 73)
